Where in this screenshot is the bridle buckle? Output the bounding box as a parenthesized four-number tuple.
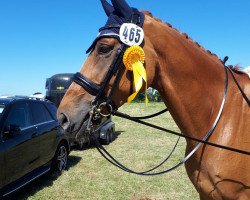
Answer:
(97, 102, 113, 117)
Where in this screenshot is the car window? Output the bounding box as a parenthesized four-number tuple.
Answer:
(5, 102, 31, 129)
(44, 103, 57, 120)
(30, 102, 53, 124)
(44, 106, 54, 121)
(0, 105, 5, 114)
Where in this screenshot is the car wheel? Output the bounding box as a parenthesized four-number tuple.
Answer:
(52, 142, 68, 172)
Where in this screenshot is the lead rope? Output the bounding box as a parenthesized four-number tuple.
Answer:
(92, 65, 237, 176)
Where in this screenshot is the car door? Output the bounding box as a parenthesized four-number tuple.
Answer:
(29, 102, 58, 166)
(0, 105, 5, 189)
(0, 137, 4, 189)
(3, 102, 39, 185)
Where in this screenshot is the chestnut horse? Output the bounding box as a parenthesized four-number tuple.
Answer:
(58, 0, 250, 199)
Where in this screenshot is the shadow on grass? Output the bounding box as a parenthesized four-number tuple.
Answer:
(72, 131, 123, 151)
(110, 131, 123, 142)
(3, 155, 81, 200)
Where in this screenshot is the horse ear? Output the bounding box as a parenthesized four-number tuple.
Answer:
(100, 0, 114, 16)
(111, 0, 132, 17)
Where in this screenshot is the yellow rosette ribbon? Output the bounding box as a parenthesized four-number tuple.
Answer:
(123, 46, 148, 104)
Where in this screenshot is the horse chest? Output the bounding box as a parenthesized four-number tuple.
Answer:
(188, 153, 250, 200)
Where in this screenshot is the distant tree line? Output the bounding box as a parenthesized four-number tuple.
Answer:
(134, 88, 162, 102)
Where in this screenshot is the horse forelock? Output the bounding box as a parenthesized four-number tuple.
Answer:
(142, 10, 224, 65)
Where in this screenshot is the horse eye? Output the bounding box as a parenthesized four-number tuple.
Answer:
(97, 44, 113, 55)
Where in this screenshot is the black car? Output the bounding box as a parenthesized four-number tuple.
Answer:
(0, 96, 70, 197)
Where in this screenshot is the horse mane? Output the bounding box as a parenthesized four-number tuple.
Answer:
(142, 10, 245, 74)
(228, 65, 244, 73)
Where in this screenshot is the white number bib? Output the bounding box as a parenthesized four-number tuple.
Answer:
(119, 23, 144, 46)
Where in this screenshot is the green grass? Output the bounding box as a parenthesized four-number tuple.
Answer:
(10, 102, 199, 200)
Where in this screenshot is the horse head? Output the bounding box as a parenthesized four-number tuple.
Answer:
(57, 0, 158, 135)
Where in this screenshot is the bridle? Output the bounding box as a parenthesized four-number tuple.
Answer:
(72, 17, 250, 175)
(73, 11, 142, 119)
(73, 43, 127, 114)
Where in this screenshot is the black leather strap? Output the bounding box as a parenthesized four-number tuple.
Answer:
(227, 67, 250, 107)
(73, 72, 100, 96)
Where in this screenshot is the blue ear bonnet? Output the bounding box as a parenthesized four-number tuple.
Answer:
(86, 0, 145, 53)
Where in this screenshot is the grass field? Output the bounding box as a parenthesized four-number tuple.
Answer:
(8, 102, 199, 200)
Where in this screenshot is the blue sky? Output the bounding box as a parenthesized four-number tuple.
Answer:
(1, 0, 249, 95)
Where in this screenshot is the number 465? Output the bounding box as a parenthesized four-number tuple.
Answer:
(123, 26, 141, 43)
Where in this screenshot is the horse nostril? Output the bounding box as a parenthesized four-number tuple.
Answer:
(58, 113, 70, 131)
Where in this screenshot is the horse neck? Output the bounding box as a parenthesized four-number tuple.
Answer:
(146, 18, 226, 138)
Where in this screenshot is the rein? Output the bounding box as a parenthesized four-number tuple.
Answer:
(73, 46, 250, 175)
(227, 67, 250, 106)
(90, 65, 248, 176)
(90, 65, 250, 176)
(74, 63, 250, 175)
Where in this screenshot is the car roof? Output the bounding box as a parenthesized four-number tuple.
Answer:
(0, 96, 54, 105)
(0, 97, 15, 104)
(49, 73, 74, 79)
